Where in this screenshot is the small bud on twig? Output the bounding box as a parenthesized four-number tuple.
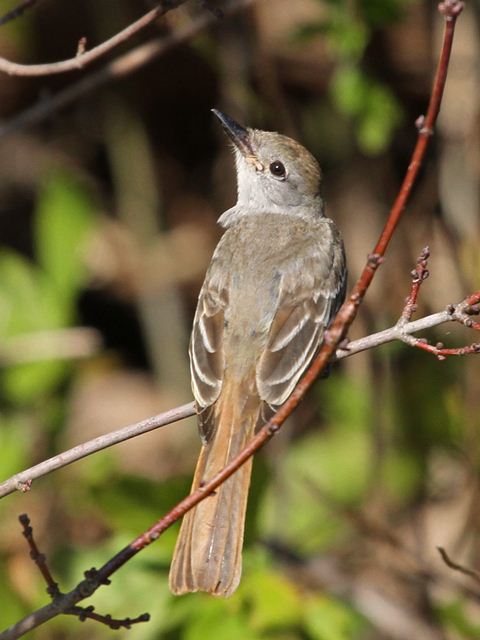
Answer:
(76, 37, 87, 57)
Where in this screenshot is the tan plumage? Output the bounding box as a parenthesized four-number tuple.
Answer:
(169, 112, 346, 597)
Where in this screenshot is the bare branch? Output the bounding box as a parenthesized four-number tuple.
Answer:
(398, 245, 430, 325)
(0, 0, 188, 77)
(0, 0, 255, 139)
(1, 287, 478, 501)
(399, 334, 480, 359)
(19, 515, 59, 598)
(0, 403, 195, 499)
(65, 607, 149, 630)
(0, 4, 467, 638)
(437, 547, 480, 585)
(1, 516, 149, 639)
(394, 248, 479, 360)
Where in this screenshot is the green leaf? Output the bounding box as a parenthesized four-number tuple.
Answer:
(327, 17, 369, 59)
(2, 361, 68, 405)
(0, 415, 30, 480)
(438, 599, 480, 639)
(0, 252, 70, 403)
(304, 595, 365, 640)
(184, 603, 257, 640)
(259, 376, 373, 553)
(331, 67, 402, 155)
(0, 251, 71, 336)
(35, 171, 94, 306)
(383, 449, 422, 504)
(240, 568, 303, 631)
(357, 84, 402, 155)
(360, 0, 405, 28)
(330, 67, 369, 117)
(85, 473, 192, 562)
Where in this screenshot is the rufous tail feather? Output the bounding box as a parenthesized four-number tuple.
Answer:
(169, 383, 259, 597)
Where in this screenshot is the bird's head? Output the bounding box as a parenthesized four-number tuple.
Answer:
(212, 109, 323, 224)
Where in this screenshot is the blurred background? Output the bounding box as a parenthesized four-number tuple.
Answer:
(0, 0, 479, 638)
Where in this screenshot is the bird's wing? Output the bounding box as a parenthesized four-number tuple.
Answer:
(189, 277, 227, 442)
(256, 236, 346, 407)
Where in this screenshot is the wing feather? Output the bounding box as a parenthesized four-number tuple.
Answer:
(189, 289, 226, 410)
(257, 236, 346, 407)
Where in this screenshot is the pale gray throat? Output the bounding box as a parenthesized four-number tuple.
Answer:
(218, 197, 324, 228)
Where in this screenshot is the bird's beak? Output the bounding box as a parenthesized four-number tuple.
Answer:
(212, 109, 261, 169)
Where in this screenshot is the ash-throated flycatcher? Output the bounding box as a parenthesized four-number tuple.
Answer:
(169, 110, 346, 597)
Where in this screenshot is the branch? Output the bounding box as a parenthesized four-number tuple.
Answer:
(0, 3, 465, 637)
(0, 286, 478, 500)
(0, 0, 188, 77)
(0, 402, 195, 499)
(0, 515, 150, 640)
(0, 0, 255, 139)
(437, 547, 480, 586)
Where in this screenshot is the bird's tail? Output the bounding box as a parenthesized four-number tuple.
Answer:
(169, 382, 260, 597)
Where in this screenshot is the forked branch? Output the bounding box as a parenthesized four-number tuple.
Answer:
(0, 1, 188, 76)
(0, 280, 478, 501)
(0, 2, 467, 638)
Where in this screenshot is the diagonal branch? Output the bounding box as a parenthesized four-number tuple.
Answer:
(437, 547, 480, 586)
(0, 287, 478, 501)
(0, 403, 195, 499)
(0, 0, 188, 77)
(0, 3, 465, 638)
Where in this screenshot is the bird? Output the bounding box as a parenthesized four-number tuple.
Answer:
(169, 110, 347, 597)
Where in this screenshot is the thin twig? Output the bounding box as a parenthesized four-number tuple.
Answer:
(1, 291, 478, 500)
(2, 288, 478, 501)
(0, 4, 465, 638)
(0, 0, 187, 77)
(437, 547, 480, 585)
(0, 403, 195, 499)
(0, 0, 255, 139)
(19, 515, 60, 598)
(400, 335, 480, 359)
(396, 249, 480, 359)
(0, 0, 38, 27)
(17, 516, 149, 633)
(399, 246, 430, 324)
(65, 607, 149, 630)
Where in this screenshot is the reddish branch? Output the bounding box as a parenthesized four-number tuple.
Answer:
(460, 292, 480, 330)
(0, 3, 467, 638)
(396, 248, 480, 359)
(399, 246, 430, 324)
(1, 285, 478, 501)
(404, 338, 480, 359)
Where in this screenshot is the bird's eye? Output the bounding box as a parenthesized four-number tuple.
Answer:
(269, 161, 286, 179)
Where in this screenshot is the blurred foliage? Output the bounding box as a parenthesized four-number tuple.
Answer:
(0, 172, 94, 404)
(0, 0, 479, 639)
(294, 0, 405, 154)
